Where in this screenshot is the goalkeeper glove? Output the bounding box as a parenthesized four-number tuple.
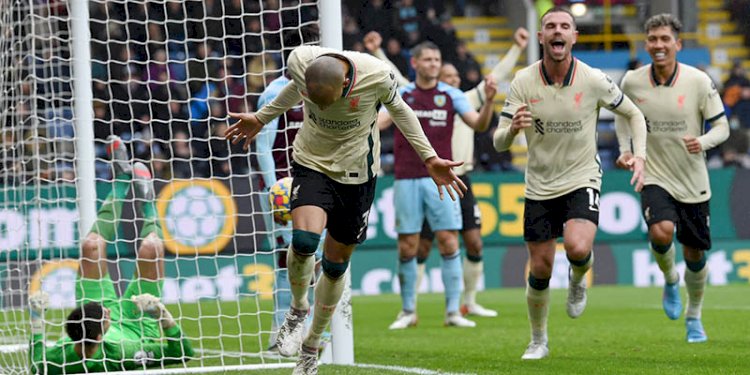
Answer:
(28, 291, 49, 335)
(131, 293, 176, 329)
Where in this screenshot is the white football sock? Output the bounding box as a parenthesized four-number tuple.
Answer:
(287, 247, 315, 311)
(302, 273, 345, 349)
(684, 265, 708, 319)
(651, 243, 679, 284)
(570, 251, 593, 284)
(526, 285, 550, 344)
(462, 258, 482, 306)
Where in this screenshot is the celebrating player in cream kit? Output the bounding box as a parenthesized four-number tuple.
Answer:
(493, 7, 647, 359)
(226, 45, 466, 375)
(615, 13, 728, 343)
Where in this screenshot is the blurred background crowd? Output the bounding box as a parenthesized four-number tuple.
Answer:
(2, 0, 750, 185)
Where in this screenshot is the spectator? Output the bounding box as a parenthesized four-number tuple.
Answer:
(145, 49, 169, 90)
(723, 61, 750, 129)
(452, 41, 483, 92)
(220, 67, 249, 115)
(627, 58, 643, 71)
(209, 121, 249, 177)
(170, 131, 194, 179)
(434, 14, 460, 63)
(728, 0, 750, 47)
(385, 38, 410, 78)
(358, 0, 394, 37)
(187, 43, 221, 94)
(244, 16, 264, 55)
(246, 52, 279, 94)
(342, 15, 363, 51)
(396, 0, 420, 37)
(1, 129, 23, 185)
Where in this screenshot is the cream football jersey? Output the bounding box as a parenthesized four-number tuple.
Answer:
(495, 58, 640, 200)
(255, 46, 436, 184)
(619, 63, 727, 203)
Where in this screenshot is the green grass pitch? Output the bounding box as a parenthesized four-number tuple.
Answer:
(8, 285, 747, 374)
(181, 284, 747, 374)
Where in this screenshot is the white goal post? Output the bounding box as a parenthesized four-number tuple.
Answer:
(0, 0, 350, 374)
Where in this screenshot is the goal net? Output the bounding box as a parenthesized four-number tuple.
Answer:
(0, 0, 348, 373)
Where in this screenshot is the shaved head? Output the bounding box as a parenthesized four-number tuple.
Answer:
(439, 63, 460, 88)
(305, 56, 348, 109)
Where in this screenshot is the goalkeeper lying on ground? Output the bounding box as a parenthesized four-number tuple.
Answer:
(29, 136, 193, 374)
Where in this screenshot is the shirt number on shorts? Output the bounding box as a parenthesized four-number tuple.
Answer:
(586, 188, 600, 212)
(357, 209, 371, 237)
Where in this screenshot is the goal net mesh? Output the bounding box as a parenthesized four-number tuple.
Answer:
(0, 0, 322, 373)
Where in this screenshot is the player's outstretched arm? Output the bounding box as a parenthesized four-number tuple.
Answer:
(490, 28, 529, 83)
(379, 75, 438, 162)
(225, 112, 265, 151)
(254, 84, 283, 189)
(425, 156, 467, 201)
(225, 80, 302, 150)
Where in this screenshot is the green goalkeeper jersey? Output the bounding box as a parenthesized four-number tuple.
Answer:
(30, 276, 193, 374)
(30, 323, 193, 374)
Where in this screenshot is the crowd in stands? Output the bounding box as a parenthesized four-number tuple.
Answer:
(729, 0, 750, 48)
(2, 0, 749, 186)
(715, 60, 750, 168)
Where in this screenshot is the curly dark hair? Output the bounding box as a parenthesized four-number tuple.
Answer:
(66, 302, 105, 343)
(644, 13, 682, 36)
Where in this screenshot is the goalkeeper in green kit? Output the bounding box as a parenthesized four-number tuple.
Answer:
(28, 136, 194, 374)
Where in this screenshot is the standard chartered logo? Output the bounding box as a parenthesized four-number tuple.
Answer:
(157, 180, 237, 254)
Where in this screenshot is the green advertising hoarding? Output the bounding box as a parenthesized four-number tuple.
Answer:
(19, 240, 750, 310)
(360, 168, 743, 249)
(2, 169, 748, 257)
(3, 169, 750, 307)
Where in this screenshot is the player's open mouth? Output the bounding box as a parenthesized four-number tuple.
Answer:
(653, 51, 666, 60)
(551, 40, 565, 53)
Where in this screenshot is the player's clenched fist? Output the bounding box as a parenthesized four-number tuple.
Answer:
(511, 104, 533, 135)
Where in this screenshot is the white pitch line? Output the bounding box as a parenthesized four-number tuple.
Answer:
(350, 363, 476, 375)
(636, 304, 750, 311)
(81, 363, 296, 375)
(196, 347, 292, 360)
(172, 349, 476, 375)
(18, 347, 473, 374)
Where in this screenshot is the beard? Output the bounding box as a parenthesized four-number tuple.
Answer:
(544, 46, 568, 62)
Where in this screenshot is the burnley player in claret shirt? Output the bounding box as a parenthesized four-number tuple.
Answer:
(377, 41, 497, 330)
